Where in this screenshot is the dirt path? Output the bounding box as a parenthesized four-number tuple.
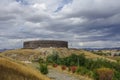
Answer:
(27, 63, 91, 80)
(47, 69, 84, 80)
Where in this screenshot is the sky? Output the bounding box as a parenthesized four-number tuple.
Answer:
(0, 0, 120, 49)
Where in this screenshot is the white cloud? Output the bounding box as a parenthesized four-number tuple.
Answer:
(0, 0, 120, 49)
(32, 3, 47, 10)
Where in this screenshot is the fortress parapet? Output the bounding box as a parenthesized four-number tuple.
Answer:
(23, 40, 68, 49)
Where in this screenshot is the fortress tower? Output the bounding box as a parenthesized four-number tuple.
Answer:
(23, 40, 68, 49)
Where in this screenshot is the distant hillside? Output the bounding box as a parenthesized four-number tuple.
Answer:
(1, 48, 116, 62)
(0, 49, 11, 52)
(0, 55, 50, 80)
(83, 47, 120, 51)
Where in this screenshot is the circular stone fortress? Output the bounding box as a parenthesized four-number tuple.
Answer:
(23, 40, 68, 49)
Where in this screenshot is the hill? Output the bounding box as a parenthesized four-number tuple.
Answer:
(0, 55, 50, 80)
(1, 48, 116, 62)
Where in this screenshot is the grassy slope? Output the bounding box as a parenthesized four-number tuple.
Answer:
(1, 48, 116, 62)
(76, 50, 116, 62)
(0, 55, 50, 80)
(0, 48, 117, 80)
(1, 49, 42, 61)
(44, 48, 116, 62)
(107, 56, 120, 61)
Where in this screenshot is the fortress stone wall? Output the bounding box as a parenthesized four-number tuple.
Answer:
(23, 40, 68, 49)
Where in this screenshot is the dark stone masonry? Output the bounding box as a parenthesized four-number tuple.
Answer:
(23, 40, 68, 49)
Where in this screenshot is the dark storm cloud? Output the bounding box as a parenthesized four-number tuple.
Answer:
(25, 14, 51, 23)
(0, 15, 15, 21)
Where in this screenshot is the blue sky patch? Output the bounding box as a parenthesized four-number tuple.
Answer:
(16, 0, 28, 5)
(55, 0, 73, 12)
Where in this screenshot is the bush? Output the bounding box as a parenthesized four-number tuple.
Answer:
(87, 71, 95, 78)
(61, 65, 66, 70)
(77, 54, 86, 66)
(94, 68, 114, 80)
(46, 51, 60, 64)
(38, 57, 44, 63)
(60, 54, 86, 67)
(68, 67, 71, 71)
(76, 66, 94, 78)
(76, 67, 89, 75)
(113, 71, 120, 80)
(53, 64, 58, 67)
(39, 64, 48, 74)
(85, 59, 114, 70)
(70, 66, 77, 73)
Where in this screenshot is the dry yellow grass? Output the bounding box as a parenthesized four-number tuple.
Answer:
(0, 48, 116, 80)
(1, 48, 116, 62)
(107, 56, 120, 61)
(2, 49, 40, 55)
(44, 48, 116, 62)
(0, 55, 50, 80)
(1, 49, 42, 61)
(74, 50, 116, 62)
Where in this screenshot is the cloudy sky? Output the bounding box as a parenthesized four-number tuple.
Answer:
(0, 0, 120, 49)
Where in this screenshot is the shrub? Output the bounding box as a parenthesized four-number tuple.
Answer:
(60, 54, 86, 67)
(39, 64, 48, 74)
(85, 59, 114, 70)
(38, 57, 44, 63)
(68, 67, 71, 71)
(77, 54, 86, 66)
(86, 71, 95, 78)
(53, 64, 58, 68)
(46, 51, 60, 64)
(113, 71, 120, 80)
(70, 66, 77, 73)
(61, 65, 66, 70)
(94, 68, 114, 80)
(76, 67, 89, 75)
(76, 66, 94, 78)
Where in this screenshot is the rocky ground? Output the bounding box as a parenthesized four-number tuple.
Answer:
(47, 69, 86, 80)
